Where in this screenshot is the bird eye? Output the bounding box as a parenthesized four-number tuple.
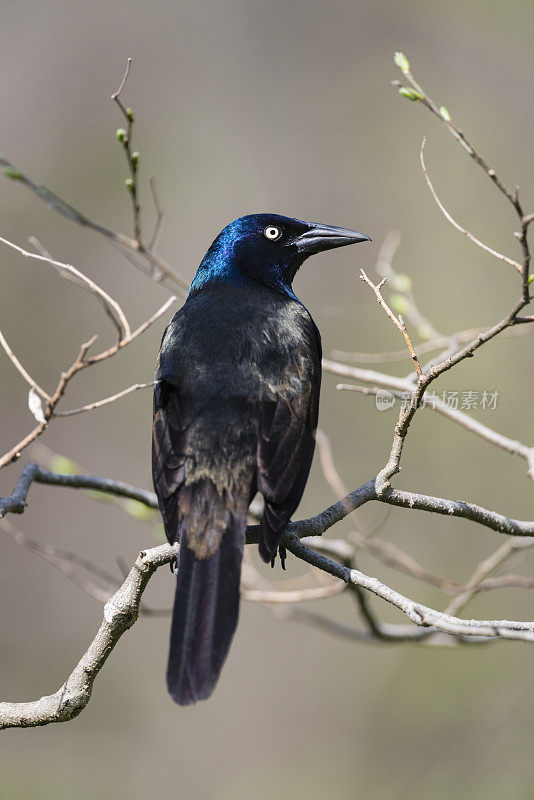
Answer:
(263, 226, 281, 240)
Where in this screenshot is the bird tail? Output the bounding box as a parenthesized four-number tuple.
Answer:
(166, 489, 247, 706)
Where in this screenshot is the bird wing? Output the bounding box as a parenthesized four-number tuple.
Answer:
(153, 379, 249, 705)
(152, 379, 190, 544)
(256, 331, 321, 562)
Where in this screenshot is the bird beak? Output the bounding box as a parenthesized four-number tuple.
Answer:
(295, 224, 371, 255)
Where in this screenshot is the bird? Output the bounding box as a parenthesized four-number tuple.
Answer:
(152, 213, 370, 705)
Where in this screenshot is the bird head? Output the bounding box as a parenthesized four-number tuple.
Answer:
(189, 213, 371, 298)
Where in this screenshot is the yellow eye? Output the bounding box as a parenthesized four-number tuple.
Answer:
(263, 226, 281, 240)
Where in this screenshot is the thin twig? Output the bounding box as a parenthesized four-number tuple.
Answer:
(54, 382, 154, 418)
(148, 177, 165, 253)
(121, 295, 176, 344)
(326, 360, 534, 483)
(314, 430, 384, 634)
(359, 269, 423, 377)
(315, 429, 349, 499)
(287, 536, 534, 642)
(374, 230, 441, 342)
(444, 537, 534, 616)
(0, 541, 179, 729)
(110, 57, 132, 102)
(0, 295, 175, 470)
(0, 328, 51, 401)
(331, 323, 534, 364)
(419, 139, 523, 273)
(242, 581, 346, 604)
(0, 155, 188, 291)
(0, 234, 130, 340)
(111, 59, 142, 246)
(393, 58, 521, 209)
(3, 526, 533, 730)
(281, 607, 468, 646)
(0, 518, 116, 603)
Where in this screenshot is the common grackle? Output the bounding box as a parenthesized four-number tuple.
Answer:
(152, 213, 370, 705)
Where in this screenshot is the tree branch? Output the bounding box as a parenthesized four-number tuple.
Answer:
(0, 155, 187, 292)
(0, 542, 178, 729)
(5, 524, 533, 729)
(0, 294, 176, 470)
(420, 139, 522, 273)
(0, 234, 130, 341)
(286, 536, 534, 641)
(359, 269, 423, 377)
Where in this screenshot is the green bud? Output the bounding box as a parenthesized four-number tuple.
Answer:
(390, 294, 410, 314)
(440, 106, 451, 122)
(123, 499, 154, 521)
(417, 323, 434, 340)
(392, 273, 412, 292)
(126, 108, 134, 121)
(152, 522, 166, 543)
(116, 128, 127, 143)
(3, 166, 22, 180)
(399, 87, 423, 102)
(528, 274, 534, 284)
(87, 490, 113, 503)
(131, 151, 140, 167)
(125, 178, 134, 191)
(50, 454, 79, 475)
(394, 52, 410, 75)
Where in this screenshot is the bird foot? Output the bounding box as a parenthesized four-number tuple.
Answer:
(169, 555, 178, 574)
(270, 545, 287, 570)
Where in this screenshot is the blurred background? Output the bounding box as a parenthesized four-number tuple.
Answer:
(1, 0, 533, 797)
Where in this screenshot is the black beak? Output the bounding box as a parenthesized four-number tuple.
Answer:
(295, 223, 371, 255)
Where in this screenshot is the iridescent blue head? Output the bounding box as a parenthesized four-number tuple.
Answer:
(189, 213, 371, 299)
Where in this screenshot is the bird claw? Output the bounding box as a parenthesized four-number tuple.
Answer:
(269, 545, 287, 570)
(169, 556, 178, 574)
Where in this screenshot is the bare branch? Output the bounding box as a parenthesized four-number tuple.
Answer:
(0, 328, 51, 401)
(54, 381, 154, 418)
(110, 57, 132, 102)
(242, 581, 345, 604)
(357, 223, 530, 492)
(0, 337, 96, 469)
(0, 542, 179, 729)
(3, 452, 534, 728)
(359, 269, 422, 377)
(0, 155, 188, 291)
(0, 295, 175, 469)
(374, 230, 441, 342)
(0, 234, 130, 340)
(0, 463, 159, 517)
(148, 177, 165, 253)
(330, 323, 534, 365)
(334, 376, 534, 482)
(314, 430, 385, 635)
(315, 429, 348, 499)
(419, 139, 523, 273)
(0, 518, 115, 603)
(394, 61, 530, 296)
(286, 536, 534, 642)
(111, 59, 142, 246)
(393, 57, 521, 210)
(283, 607, 496, 646)
(5, 523, 533, 728)
(3, 464, 534, 541)
(122, 295, 176, 344)
(444, 536, 534, 616)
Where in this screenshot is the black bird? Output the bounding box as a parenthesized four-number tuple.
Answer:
(152, 213, 370, 705)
